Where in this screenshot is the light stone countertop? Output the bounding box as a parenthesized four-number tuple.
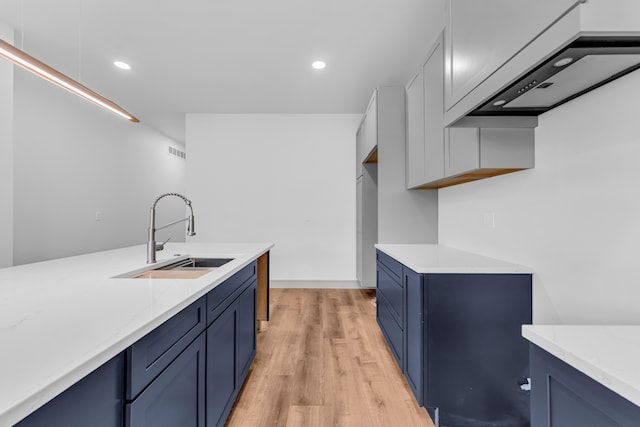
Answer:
(0, 242, 273, 426)
(523, 325, 640, 407)
(375, 244, 533, 274)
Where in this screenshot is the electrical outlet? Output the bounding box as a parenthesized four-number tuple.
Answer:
(95, 211, 102, 221)
(482, 212, 495, 229)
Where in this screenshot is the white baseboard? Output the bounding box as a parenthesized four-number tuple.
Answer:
(270, 280, 374, 289)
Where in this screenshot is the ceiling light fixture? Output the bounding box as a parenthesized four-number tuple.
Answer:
(0, 38, 139, 122)
(312, 60, 326, 70)
(114, 60, 131, 70)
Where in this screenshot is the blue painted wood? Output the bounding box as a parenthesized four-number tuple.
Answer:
(377, 262, 403, 325)
(206, 300, 237, 427)
(126, 296, 206, 400)
(404, 266, 423, 405)
(206, 261, 256, 325)
(425, 274, 532, 427)
(530, 344, 640, 427)
(376, 291, 404, 368)
(377, 250, 403, 280)
(236, 279, 257, 382)
(206, 279, 258, 427)
(126, 333, 206, 427)
(15, 353, 124, 427)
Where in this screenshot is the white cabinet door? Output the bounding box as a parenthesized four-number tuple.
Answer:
(356, 124, 363, 178)
(423, 35, 445, 183)
(356, 176, 363, 286)
(406, 32, 445, 189)
(445, 127, 479, 177)
(444, 0, 581, 112)
(405, 70, 425, 188)
(362, 91, 378, 162)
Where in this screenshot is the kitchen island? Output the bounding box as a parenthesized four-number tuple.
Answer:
(523, 325, 640, 427)
(0, 242, 272, 427)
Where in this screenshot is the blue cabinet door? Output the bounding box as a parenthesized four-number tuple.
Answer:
(206, 303, 237, 427)
(16, 353, 124, 427)
(531, 344, 640, 427)
(126, 333, 205, 427)
(404, 267, 423, 405)
(236, 279, 257, 382)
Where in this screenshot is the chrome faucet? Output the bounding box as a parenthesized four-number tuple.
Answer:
(147, 192, 196, 263)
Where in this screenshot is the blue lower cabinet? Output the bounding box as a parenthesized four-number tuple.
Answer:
(376, 251, 532, 427)
(404, 267, 423, 405)
(530, 344, 640, 427)
(236, 279, 257, 381)
(206, 303, 237, 427)
(206, 279, 257, 427)
(425, 274, 531, 427)
(126, 333, 206, 427)
(15, 353, 124, 427)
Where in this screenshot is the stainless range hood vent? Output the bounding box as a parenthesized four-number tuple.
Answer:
(470, 37, 640, 116)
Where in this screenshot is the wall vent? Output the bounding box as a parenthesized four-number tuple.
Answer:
(168, 146, 186, 159)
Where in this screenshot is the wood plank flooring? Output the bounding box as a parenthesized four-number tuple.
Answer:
(226, 288, 436, 427)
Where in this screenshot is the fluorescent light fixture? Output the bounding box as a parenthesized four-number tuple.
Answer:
(0, 38, 139, 122)
(114, 60, 131, 70)
(312, 60, 326, 70)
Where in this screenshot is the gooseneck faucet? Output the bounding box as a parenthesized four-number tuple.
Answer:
(147, 192, 196, 263)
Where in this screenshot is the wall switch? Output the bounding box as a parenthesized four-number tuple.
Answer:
(95, 211, 102, 221)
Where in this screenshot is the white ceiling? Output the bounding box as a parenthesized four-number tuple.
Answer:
(0, 0, 444, 142)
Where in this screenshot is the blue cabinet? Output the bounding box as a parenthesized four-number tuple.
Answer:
(404, 267, 423, 405)
(15, 259, 260, 427)
(126, 333, 206, 427)
(530, 344, 640, 427)
(376, 252, 405, 368)
(15, 353, 124, 427)
(376, 250, 532, 427)
(206, 278, 257, 427)
(127, 296, 206, 400)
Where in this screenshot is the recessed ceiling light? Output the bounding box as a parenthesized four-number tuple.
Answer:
(312, 60, 326, 70)
(114, 61, 131, 70)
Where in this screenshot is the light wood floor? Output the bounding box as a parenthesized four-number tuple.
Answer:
(226, 288, 436, 427)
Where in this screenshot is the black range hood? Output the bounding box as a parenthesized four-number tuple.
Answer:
(469, 36, 640, 116)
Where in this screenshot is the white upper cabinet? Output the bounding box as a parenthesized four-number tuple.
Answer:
(444, 0, 582, 124)
(444, 0, 640, 126)
(362, 91, 378, 163)
(444, 0, 581, 113)
(406, 32, 445, 189)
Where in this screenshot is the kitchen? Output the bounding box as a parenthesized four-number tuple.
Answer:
(1, 1, 640, 426)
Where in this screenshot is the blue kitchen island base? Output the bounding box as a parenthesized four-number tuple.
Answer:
(530, 344, 640, 427)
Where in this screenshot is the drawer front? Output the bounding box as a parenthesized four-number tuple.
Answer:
(377, 293, 403, 368)
(127, 296, 206, 400)
(377, 250, 402, 281)
(377, 263, 403, 325)
(126, 333, 206, 427)
(207, 261, 257, 325)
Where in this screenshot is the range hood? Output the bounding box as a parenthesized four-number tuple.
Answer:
(470, 36, 640, 116)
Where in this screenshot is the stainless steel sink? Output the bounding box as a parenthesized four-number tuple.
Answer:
(160, 257, 234, 270)
(120, 257, 235, 279)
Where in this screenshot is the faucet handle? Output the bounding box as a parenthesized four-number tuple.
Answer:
(155, 237, 171, 251)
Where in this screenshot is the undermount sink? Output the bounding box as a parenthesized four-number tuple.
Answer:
(124, 257, 235, 279)
(161, 257, 234, 270)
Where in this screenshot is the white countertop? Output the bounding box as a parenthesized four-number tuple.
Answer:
(523, 325, 640, 407)
(375, 244, 533, 274)
(0, 242, 273, 426)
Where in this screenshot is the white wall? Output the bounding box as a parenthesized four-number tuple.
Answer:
(186, 114, 361, 282)
(13, 69, 187, 265)
(439, 70, 640, 325)
(0, 24, 13, 268)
